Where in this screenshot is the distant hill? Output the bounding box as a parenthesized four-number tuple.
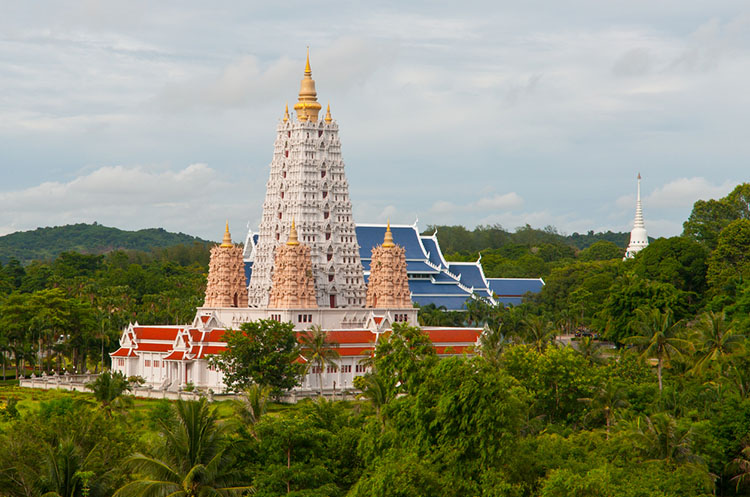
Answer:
(0, 223, 213, 265)
(422, 224, 645, 255)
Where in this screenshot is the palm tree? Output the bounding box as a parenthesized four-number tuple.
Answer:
(730, 438, 750, 491)
(691, 311, 744, 374)
(574, 336, 608, 365)
(39, 438, 104, 497)
(521, 315, 556, 353)
(624, 308, 692, 392)
(478, 323, 512, 366)
(627, 412, 696, 464)
(233, 384, 271, 440)
(299, 325, 340, 396)
(579, 379, 628, 438)
(85, 371, 134, 417)
(114, 398, 251, 497)
(356, 374, 395, 427)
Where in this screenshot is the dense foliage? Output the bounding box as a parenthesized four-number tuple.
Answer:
(0, 184, 749, 495)
(0, 246, 209, 377)
(0, 222, 211, 265)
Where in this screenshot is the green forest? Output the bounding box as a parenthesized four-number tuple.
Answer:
(0, 183, 749, 496)
(0, 223, 211, 265)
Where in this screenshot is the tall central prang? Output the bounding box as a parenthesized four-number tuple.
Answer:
(247, 51, 367, 308)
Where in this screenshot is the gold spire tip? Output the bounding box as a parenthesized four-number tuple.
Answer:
(287, 218, 300, 246)
(325, 103, 332, 123)
(220, 221, 233, 248)
(382, 220, 395, 248)
(305, 46, 311, 75)
(283, 103, 289, 122)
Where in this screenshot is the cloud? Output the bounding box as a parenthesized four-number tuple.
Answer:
(0, 164, 249, 239)
(429, 192, 523, 215)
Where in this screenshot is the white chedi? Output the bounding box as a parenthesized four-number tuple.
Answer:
(624, 173, 649, 259)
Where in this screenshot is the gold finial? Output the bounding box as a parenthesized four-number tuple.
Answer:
(220, 221, 233, 248)
(287, 218, 300, 246)
(294, 48, 322, 121)
(325, 103, 332, 123)
(283, 103, 289, 122)
(382, 220, 395, 248)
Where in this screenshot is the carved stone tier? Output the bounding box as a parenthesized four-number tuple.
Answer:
(204, 242, 248, 308)
(366, 244, 411, 308)
(269, 242, 318, 309)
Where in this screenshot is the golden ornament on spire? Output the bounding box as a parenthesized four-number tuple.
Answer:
(220, 221, 233, 248)
(287, 218, 300, 246)
(324, 103, 332, 123)
(382, 220, 395, 248)
(283, 103, 289, 122)
(293, 48, 322, 122)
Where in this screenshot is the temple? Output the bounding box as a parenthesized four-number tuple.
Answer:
(111, 52, 544, 396)
(624, 173, 649, 259)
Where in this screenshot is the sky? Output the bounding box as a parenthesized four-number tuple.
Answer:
(1, 1, 748, 242)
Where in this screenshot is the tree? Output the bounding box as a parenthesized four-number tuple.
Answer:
(210, 319, 302, 394)
(579, 379, 628, 437)
(114, 398, 251, 497)
(683, 183, 750, 249)
(299, 325, 340, 396)
(707, 219, 750, 291)
(624, 309, 692, 392)
(627, 413, 697, 464)
(574, 336, 607, 365)
(39, 439, 104, 497)
(520, 315, 556, 353)
(478, 323, 512, 366)
(690, 311, 743, 374)
(371, 322, 437, 395)
(85, 370, 134, 417)
(632, 236, 709, 296)
(578, 240, 622, 261)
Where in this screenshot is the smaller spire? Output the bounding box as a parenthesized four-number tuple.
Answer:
(325, 103, 332, 123)
(283, 103, 289, 122)
(220, 221, 233, 248)
(299, 101, 309, 121)
(305, 46, 311, 76)
(382, 220, 395, 248)
(287, 218, 300, 246)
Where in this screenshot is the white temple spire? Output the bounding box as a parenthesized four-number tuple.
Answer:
(625, 173, 649, 259)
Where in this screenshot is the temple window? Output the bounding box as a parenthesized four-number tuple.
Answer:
(145, 360, 151, 367)
(278, 212, 282, 219)
(321, 170, 326, 178)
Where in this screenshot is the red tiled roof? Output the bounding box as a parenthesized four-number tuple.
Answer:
(373, 316, 384, 324)
(134, 327, 181, 340)
(163, 350, 186, 361)
(111, 347, 136, 357)
(200, 315, 210, 323)
(136, 342, 173, 352)
(424, 328, 481, 343)
(196, 346, 226, 359)
(322, 330, 376, 344)
(203, 329, 226, 342)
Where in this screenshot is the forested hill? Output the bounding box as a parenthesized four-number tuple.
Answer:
(0, 223, 213, 265)
(423, 224, 634, 254)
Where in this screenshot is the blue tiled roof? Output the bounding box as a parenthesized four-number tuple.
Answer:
(356, 226, 427, 260)
(448, 263, 489, 291)
(412, 295, 473, 309)
(252, 233, 258, 245)
(495, 296, 524, 306)
(487, 278, 545, 297)
(409, 280, 472, 296)
(420, 237, 445, 268)
(244, 262, 253, 284)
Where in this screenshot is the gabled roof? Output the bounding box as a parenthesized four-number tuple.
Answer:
(356, 224, 428, 261)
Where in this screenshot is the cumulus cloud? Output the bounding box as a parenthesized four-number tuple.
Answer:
(0, 164, 249, 238)
(429, 192, 523, 216)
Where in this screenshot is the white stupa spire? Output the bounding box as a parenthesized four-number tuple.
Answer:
(625, 173, 649, 259)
